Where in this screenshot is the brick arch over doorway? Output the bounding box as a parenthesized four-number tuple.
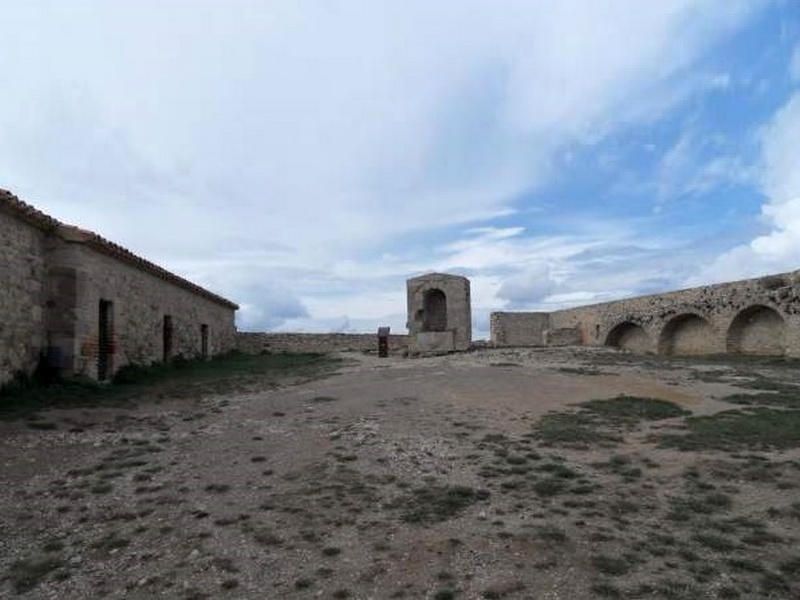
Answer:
(605, 322, 650, 353)
(727, 305, 786, 355)
(658, 313, 714, 356)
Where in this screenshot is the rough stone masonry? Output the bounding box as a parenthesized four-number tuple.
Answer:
(491, 269, 800, 357)
(0, 189, 237, 386)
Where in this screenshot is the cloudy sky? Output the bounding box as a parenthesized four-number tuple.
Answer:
(2, 1, 799, 337)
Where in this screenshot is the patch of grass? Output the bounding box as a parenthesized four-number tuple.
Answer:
(396, 485, 489, 524)
(667, 492, 733, 520)
(295, 578, 314, 589)
(532, 477, 567, 497)
(311, 396, 339, 403)
(220, 578, 239, 590)
(251, 527, 284, 546)
(726, 376, 800, 408)
(579, 396, 689, 423)
(89, 481, 114, 495)
(534, 396, 687, 448)
(6, 555, 65, 593)
(591, 582, 622, 598)
(691, 533, 737, 552)
(726, 558, 764, 573)
(778, 555, 800, 577)
(204, 483, 232, 494)
(537, 462, 579, 479)
(0, 352, 340, 418)
(592, 555, 632, 576)
(657, 408, 800, 451)
(90, 533, 130, 552)
(760, 572, 791, 596)
(536, 525, 568, 542)
(532, 412, 619, 447)
(41, 539, 65, 553)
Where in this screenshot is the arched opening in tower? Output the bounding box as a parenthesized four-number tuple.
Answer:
(422, 289, 447, 332)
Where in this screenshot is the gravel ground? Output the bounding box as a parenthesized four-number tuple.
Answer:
(1, 348, 798, 600)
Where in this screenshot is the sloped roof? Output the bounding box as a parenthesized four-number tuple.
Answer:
(0, 188, 238, 310)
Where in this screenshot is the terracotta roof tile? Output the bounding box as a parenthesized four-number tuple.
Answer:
(1, 188, 239, 310)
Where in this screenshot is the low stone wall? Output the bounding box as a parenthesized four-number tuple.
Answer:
(237, 332, 410, 355)
(490, 312, 548, 346)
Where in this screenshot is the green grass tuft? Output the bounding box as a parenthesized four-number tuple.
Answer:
(657, 409, 800, 451)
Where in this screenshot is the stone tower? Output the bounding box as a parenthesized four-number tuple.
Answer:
(406, 273, 471, 353)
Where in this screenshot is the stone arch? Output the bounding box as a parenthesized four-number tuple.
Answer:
(726, 305, 786, 355)
(422, 288, 447, 332)
(605, 322, 650, 353)
(658, 313, 714, 356)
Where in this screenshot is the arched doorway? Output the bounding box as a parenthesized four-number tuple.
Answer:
(605, 322, 650, 353)
(422, 289, 447, 332)
(658, 314, 713, 356)
(726, 305, 786, 355)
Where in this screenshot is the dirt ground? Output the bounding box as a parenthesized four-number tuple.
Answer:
(1, 348, 799, 600)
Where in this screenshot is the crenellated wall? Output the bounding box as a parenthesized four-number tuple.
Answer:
(491, 270, 800, 357)
(237, 332, 409, 355)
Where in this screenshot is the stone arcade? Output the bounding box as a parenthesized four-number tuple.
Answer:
(491, 271, 800, 357)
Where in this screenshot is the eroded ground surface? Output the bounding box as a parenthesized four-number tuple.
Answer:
(1, 348, 799, 599)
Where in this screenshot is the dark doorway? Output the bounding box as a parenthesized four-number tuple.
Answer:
(422, 289, 447, 332)
(200, 324, 209, 359)
(98, 299, 113, 381)
(163, 315, 173, 362)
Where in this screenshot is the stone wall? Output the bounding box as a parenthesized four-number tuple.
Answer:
(1, 188, 238, 384)
(0, 210, 47, 384)
(491, 269, 800, 357)
(490, 312, 548, 346)
(237, 332, 409, 355)
(48, 241, 237, 380)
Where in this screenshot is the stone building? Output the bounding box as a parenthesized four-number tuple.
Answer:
(1, 189, 238, 385)
(406, 273, 471, 353)
(491, 269, 800, 357)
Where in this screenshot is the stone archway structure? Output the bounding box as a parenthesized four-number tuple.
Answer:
(605, 322, 650, 353)
(727, 305, 786, 355)
(407, 273, 471, 354)
(658, 313, 714, 356)
(490, 268, 800, 357)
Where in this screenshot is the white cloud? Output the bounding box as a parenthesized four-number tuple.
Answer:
(655, 130, 754, 206)
(0, 0, 768, 330)
(498, 264, 557, 306)
(695, 92, 800, 283)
